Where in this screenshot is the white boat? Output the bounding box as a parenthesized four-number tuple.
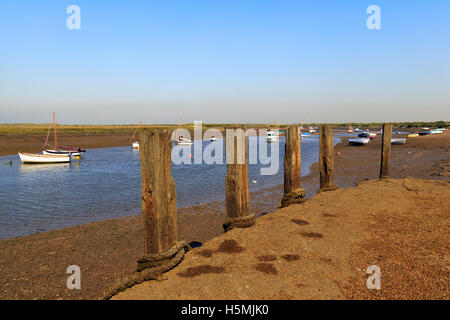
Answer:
(348, 137, 370, 146)
(176, 137, 193, 146)
(210, 137, 218, 141)
(391, 138, 406, 145)
(174, 117, 193, 145)
(130, 122, 141, 149)
(430, 129, 443, 134)
(19, 152, 71, 163)
(267, 130, 277, 142)
(43, 112, 85, 157)
(43, 149, 81, 156)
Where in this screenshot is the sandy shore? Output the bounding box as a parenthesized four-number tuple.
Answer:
(0, 131, 448, 299)
(113, 178, 449, 300)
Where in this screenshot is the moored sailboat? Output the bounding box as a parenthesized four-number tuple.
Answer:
(130, 121, 142, 149)
(43, 113, 85, 156)
(175, 117, 193, 145)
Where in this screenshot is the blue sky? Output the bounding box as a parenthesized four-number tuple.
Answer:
(0, 0, 449, 124)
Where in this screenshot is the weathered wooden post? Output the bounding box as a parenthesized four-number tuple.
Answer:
(319, 124, 338, 192)
(380, 123, 393, 179)
(281, 125, 305, 207)
(137, 129, 188, 272)
(223, 127, 255, 232)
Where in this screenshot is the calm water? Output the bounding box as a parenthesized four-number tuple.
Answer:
(0, 135, 345, 238)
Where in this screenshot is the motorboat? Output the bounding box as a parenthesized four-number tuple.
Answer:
(358, 132, 370, 138)
(19, 152, 71, 164)
(132, 141, 139, 149)
(391, 138, 406, 145)
(267, 130, 278, 142)
(210, 136, 218, 141)
(348, 137, 370, 146)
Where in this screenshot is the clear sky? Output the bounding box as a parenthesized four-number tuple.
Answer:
(0, 0, 449, 124)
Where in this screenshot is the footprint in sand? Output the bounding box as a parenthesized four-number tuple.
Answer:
(290, 219, 309, 226)
(300, 232, 323, 239)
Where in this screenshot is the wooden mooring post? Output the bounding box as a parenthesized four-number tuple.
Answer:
(223, 127, 255, 232)
(281, 125, 305, 207)
(319, 124, 338, 192)
(137, 129, 189, 272)
(380, 123, 393, 179)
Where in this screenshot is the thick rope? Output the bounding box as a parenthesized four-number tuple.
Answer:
(223, 213, 255, 232)
(280, 188, 306, 208)
(102, 241, 190, 300)
(137, 241, 190, 271)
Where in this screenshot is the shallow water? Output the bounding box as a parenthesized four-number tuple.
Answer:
(0, 135, 347, 238)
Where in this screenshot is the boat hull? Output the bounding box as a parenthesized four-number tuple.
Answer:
(43, 149, 81, 156)
(391, 138, 406, 145)
(19, 152, 71, 163)
(348, 138, 370, 146)
(176, 140, 193, 146)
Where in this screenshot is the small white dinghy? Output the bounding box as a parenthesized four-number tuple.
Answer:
(348, 137, 370, 146)
(267, 130, 278, 142)
(130, 122, 142, 149)
(176, 137, 193, 146)
(391, 138, 406, 145)
(19, 152, 71, 163)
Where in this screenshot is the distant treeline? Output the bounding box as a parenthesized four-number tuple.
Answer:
(292, 121, 448, 129)
(0, 121, 447, 136)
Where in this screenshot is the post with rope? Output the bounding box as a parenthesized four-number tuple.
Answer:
(103, 129, 189, 299)
(319, 124, 338, 192)
(223, 127, 255, 232)
(281, 125, 305, 207)
(380, 123, 393, 179)
(138, 129, 189, 267)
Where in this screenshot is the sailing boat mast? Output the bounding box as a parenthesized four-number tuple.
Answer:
(130, 121, 142, 142)
(53, 112, 57, 149)
(177, 117, 182, 140)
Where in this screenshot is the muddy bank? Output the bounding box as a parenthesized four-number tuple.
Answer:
(0, 133, 133, 156)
